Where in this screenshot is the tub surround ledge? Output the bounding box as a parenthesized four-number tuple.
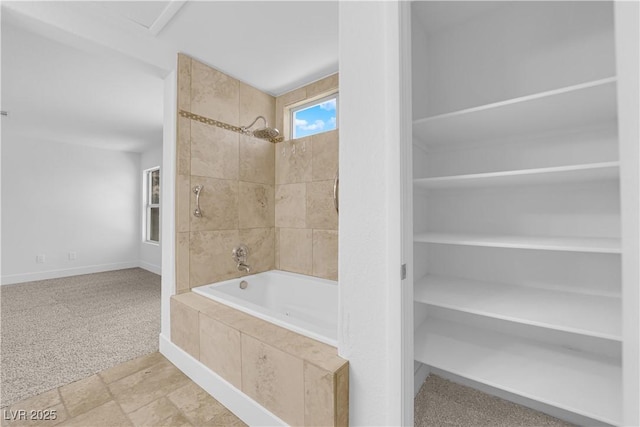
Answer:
(171, 292, 349, 426)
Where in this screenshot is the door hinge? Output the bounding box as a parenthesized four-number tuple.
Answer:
(401, 264, 407, 280)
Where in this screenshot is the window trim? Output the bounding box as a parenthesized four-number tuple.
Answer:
(287, 90, 339, 140)
(143, 166, 160, 245)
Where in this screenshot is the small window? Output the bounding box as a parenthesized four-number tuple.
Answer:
(290, 93, 338, 139)
(144, 167, 160, 243)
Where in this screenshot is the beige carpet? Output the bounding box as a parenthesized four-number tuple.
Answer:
(415, 375, 574, 426)
(0, 268, 160, 408)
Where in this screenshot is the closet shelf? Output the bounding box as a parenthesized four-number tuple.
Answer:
(414, 317, 622, 425)
(413, 233, 621, 253)
(413, 77, 617, 147)
(414, 275, 621, 340)
(414, 162, 619, 189)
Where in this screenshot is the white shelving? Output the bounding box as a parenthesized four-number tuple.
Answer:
(414, 318, 622, 425)
(414, 162, 619, 189)
(409, 3, 630, 424)
(413, 78, 617, 147)
(414, 275, 621, 340)
(413, 233, 621, 254)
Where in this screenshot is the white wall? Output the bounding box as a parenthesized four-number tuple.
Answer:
(339, 2, 406, 425)
(1, 137, 141, 284)
(139, 144, 163, 275)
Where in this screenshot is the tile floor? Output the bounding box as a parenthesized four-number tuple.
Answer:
(1, 352, 246, 427)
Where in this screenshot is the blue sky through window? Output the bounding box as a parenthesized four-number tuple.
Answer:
(293, 96, 337, 139)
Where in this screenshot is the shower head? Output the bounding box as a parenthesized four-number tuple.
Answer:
(252, 127, 280, 140)
(241, 116, 280, 141)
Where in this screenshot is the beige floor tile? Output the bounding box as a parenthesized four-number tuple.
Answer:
(126, 397, 188, 427)
(108, 359, 190, 414)
(2, 402, 68, 427)
(59, 375, 111, 418)
(5, 389, 60, 414)
(58, 401, 132, 427)
(167, 383, 227, 426)
(99, 352, 165, 384)
(201, 409, 247, 427)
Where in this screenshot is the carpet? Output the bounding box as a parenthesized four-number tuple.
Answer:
(415, 374, 574, 426)
(0, 268, 161, 407)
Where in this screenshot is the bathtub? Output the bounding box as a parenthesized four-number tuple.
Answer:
(192, 270, 338, 346)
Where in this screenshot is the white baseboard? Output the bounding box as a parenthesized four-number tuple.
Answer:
(0, 261, 139, 285)
(414, 362, 430, 397)
(138, 261, 161, 275)
(429, 367, 612, 427)
(159, 334, 286, 427)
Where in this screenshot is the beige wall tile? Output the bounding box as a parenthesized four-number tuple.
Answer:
(312, 130, 339, 182)
(274, 228, 280, 269)
(176, 174, 191, 233)
(176, 232, 190, 293)
(336, 364, 349, 427)
(275, 136, 312, 184)
(275, 87, 307, 136)
(238, 182, 274, 229)
(177, 54, 191, 112)
(279, 228, 312, 275)
(199, 314, 242, 389)
(238, 228, 274, 274)
(190, 59, 239, 125)
(307, 180, 338, 230)
(275, 183, 306, 228)
(239, 82, 276, 131)
(177, 116, 191, 176)
(191, 122, 239, 180)
(189, 230, 241, 287)
(241, 335, 304, 426)
(306, 73, 339, 98)
(190, 177, 238, 231)
(304, 362, 335, 427)
(59, 375, 111, 418)
(170, 298, 200, 358)
(239, 135, 275, 185)
(167, 382, 229, 426)
(61, 401, 131, 427)
(312, 230, 338, 280)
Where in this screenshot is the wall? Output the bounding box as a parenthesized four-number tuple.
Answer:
(418, 1, 615, 116)
(339, 1, 407, 424)
(1, 137, 141, 284)
(140, 144, 163, 274)
(274, 75, 339, 280)
(175, 54, 276, 292)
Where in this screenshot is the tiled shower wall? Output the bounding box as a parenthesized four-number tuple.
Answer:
(274, 75, 339, 280)
(175, 54, 339, 290)
(175, 54, 276, 292)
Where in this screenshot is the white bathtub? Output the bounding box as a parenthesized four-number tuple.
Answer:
(192, 270, 338, 347)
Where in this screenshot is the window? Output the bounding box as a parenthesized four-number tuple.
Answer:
(144, 167, 160, 243)
(290, 92, 338, 139)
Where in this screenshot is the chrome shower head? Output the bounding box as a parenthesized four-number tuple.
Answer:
(252, 126, 280, 139)
(241, 116, 280, 141)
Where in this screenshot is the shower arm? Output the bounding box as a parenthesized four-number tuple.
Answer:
(241, 116, 268, 133)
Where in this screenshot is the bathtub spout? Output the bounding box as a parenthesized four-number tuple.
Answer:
(237, 262, 251, 273)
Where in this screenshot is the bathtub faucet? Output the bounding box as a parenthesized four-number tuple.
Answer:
(232, 244, 251, 274)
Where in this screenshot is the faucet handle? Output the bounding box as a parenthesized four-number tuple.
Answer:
(232, 244, 249, 262)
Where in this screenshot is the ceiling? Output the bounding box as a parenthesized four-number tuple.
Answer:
(1, 1, 339, 152)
